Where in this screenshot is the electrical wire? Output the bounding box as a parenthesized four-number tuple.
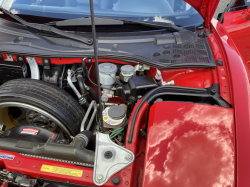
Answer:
(114, 138, 122, 146)
(110, 127, 124, 139)
(109, 119, 130, 140)
(88, 63, 98, 86)
(109, 74, 123, 86)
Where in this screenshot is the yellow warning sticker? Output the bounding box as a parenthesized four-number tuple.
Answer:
(103, 116, 108, 120)
(41, 165, 83, 177)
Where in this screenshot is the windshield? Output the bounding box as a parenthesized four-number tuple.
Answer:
(0, 0, 203, 28)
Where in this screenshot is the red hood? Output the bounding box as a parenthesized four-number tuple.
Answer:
(185, 0, 220, 28)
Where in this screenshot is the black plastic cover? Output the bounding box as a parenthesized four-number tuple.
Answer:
(0, 59, 28, 80)
(1, 126, 58, 144)
(0, 18, 216, 70)
(117, 75, 158, 101)
(128, 75, 158, 97)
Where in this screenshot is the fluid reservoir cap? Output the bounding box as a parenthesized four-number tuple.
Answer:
(99, 63, 117, 74)
(121, 65, 134, 75)
(108, 105, 126, 120)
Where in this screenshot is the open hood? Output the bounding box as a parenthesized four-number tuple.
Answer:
(185, 0, 220, 28)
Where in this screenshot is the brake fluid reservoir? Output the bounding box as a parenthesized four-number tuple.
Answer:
(102, 105, 126, 129)
(99, 63, 117, 89)
(120, 65, 134, 82)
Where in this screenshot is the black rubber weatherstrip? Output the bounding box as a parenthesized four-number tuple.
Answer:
(128, 84, 231, 143)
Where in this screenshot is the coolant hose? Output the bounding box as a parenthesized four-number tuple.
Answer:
(67, 70, 89, 110)
(77, 74, 88, 96)
(89, 86, 99, 104)
(77, 74, 92, 103)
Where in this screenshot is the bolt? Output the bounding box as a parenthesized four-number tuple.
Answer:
(18, 57, 23, 61)
(125, 154, 132, 161)
(112, 44, 118, 50)
(17, 37, 23, 41)
(97, 175, 103, 181)
(86, 174, 89, 177)
(33, 166, 36, 168)
(44, 59, 49, 63)
(104, 151, 113, 159)
(210, 89, 216, 95)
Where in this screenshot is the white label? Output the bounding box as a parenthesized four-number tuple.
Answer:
(21, 128, 39, 135)
(5, 54, 13, 61)
(0, 154, 15, 160)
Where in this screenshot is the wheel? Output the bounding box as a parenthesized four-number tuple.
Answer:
(0, 79, 86, 138)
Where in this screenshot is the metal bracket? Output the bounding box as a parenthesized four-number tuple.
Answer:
(42, 58, 52, 77)
(16, 56, 24, 63)
(93, 133, 134, 186)
(26, 57, 40, 80)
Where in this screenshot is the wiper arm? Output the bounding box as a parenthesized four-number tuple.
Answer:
(48, 17, 184, 32)
(0, 7, 93, 45)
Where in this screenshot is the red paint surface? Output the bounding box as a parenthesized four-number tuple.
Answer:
(223, 8, 250, 82)
(211, 19, 250, 187)
(148, 68, 214, 88)
(207, 34, 232, 104)
(243, 6, 250, 19)
(124, 101, 149, 187)
(0, 150, 134, 187)
(142, 102, 235, 187)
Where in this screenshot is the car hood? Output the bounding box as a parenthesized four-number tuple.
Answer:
(185, 0, 220, 28)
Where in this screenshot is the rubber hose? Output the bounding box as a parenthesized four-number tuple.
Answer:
(77, 75, 88, 96)
(88, 86, 99, 104)
(71, 63, 78, 71)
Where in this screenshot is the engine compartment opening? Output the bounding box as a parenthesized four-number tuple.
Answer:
(0, 53, 231, 186)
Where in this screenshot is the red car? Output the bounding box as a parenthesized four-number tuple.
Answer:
(0, 0, 248, 187)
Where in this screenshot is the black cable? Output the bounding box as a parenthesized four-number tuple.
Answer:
(89, 0, 104, 132)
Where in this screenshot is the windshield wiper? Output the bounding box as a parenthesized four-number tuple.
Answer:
(0, 7, 93, 45)
(47, 17, 184, 32)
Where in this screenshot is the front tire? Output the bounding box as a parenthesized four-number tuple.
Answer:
(0, 79, 85, 137)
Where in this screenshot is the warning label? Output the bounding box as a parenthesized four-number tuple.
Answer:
(41, 165, 83, 177)
(0, 154, 15, 160)
(21, 128, 39, 135)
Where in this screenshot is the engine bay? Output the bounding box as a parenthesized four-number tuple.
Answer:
(0, 47, 232, 186)
(0, 18, 234, 186)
